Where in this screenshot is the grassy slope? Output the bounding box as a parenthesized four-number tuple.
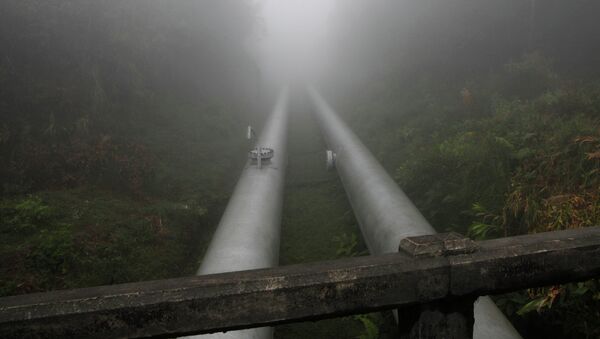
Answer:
(0, 97, 245, 297)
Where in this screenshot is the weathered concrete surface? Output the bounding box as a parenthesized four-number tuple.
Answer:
(399, 232, 478, 258)
(399, 297, 477, 339)
(1, 227, 599, 338)
(399, 233, 478, 338)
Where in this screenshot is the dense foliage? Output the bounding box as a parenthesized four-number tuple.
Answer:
(0, 1, 259, 296)
(329, 1, 600, 338)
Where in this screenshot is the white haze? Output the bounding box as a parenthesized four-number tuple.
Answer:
(256, 0, 335, 89)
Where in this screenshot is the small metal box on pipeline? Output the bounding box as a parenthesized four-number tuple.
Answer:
(248, 148, 275, 162)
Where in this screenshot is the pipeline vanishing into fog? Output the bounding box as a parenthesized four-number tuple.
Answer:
(190, 86, 521, 338)
(189, 88, 289, 339)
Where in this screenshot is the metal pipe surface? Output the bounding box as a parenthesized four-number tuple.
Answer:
(190, 88, 289, 339)
(308, 87, 522, 339)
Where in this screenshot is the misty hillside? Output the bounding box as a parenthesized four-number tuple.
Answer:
(1, 1, 599, 339)
(0, 0, 260, 293)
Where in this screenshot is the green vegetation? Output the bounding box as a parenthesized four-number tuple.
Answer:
(329, 1, 600, 331)
(0, 188, 224, 296)
(0, 1, 256, 297)
(339, 53, 600, 338)
(354, 314, 380, 339)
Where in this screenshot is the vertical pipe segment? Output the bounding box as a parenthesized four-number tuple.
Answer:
(190, 88, 289, 339)
(308, 87, 521, 339)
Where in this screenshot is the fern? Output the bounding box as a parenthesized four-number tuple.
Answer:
(354, 314, 379, 339)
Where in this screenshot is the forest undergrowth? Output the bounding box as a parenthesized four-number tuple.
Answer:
(0, 0, 256, 297)
(340, 53, 600, 338)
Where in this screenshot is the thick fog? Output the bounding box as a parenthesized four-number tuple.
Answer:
(1, 1, 600, 339)
(254, 0, 600, 93)
(255, 0, 335, 90)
